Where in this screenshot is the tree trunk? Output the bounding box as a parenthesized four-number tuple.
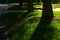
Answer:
(41, 0, 54, 23)
(30, 0, 54, 40)
(37, 0, 40, 4)
(28, 0, 33, 12)
(19, 0, 23, 8)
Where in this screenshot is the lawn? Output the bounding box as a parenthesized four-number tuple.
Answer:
(1, 10, 60, 40)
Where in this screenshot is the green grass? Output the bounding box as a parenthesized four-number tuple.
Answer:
(33, 5, 43, 8)
(51, 13, 60, 40)
(54, 11, 60, 16)
(1, 10, 60, 40)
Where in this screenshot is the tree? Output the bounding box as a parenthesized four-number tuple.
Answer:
(18, 0, 23, 8)
(41, 0, 54, 22)
(28, 0, 33, 12)
(30, 0, 54, 40)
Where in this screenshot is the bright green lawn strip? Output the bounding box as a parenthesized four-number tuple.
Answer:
(53, 11, 60, 16)
(33, 5, 43, 8)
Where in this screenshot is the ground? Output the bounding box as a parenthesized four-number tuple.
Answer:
(0, 3, 60, 40)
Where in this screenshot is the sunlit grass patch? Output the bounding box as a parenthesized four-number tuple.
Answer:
(33, 5, 43, 8)
(53, 11, 60, 16)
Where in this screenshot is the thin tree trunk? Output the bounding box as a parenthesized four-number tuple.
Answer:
(28, 0, 33, 12)
(19, 0, 23, 8)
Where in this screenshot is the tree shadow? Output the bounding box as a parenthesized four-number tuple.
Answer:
(0, 11, 37, 40)
(8, 11, 38, 40)
(30, 13, 56, 40)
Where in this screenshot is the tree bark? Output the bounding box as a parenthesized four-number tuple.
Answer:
(41, 0, 54, 23)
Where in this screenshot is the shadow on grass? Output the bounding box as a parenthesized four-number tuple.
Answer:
(0, 11, 38, 40)
(30, 14, 56, 40)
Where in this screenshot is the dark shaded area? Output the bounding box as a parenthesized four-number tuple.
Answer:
(8, 7, 43, 10)
(0, 10, 37, 40)
(30, 11, 55, 40)
(0, 0, 41, 3)
(52, 0, 59, 4)
(7, 4, 28, 10)
(30, 22, 56, 40)
(0, 20, 8, 40)
(7, 11, 37, 40)
(18, 0, 23, 8)
(0, 12, 25, 40)
(0, 0, 8, 4)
